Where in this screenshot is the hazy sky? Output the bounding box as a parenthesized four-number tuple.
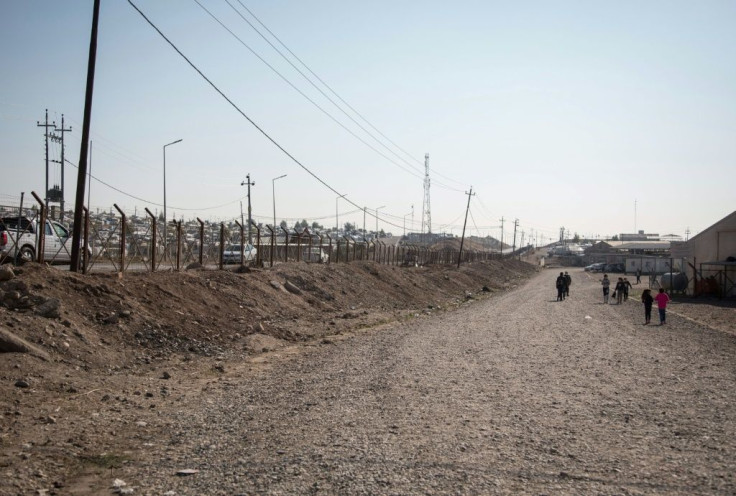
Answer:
(1, 1, 734, 243)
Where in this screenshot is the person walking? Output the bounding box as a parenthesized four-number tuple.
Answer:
(622, 277, 633, 301)
(556, 272, 566, 301)
(614, 277, 625, 304)
(601, 274, 611, 304)
(654, 287, 671, 325)
(636, 268, 642, 284)
(564, 271, 572, 298)
(641, 289, 654, 324)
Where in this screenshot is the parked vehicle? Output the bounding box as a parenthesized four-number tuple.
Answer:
(302, 246, 328, 263)
(604, 263, 625, 273)
(585, 262, 606, 272)
(222, 244, 256, 264)
(0, 216, 89, 265)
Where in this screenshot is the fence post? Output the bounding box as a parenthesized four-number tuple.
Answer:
(219, 223, 225, 270)
(296, 229, 302, 262)
(30, 192, 46, 264)
(235, 220, 244, 265)
(250, 220, 261, 267)
(196, 217, 204, 266)
(176, 220, 182, 271)
(113, 204, 126, 273)
(146, 208, 157, 272)
(266, 225, 275, 267)
(325, 233, 332, 265)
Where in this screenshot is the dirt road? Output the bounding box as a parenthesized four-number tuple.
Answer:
(87, 269, 736, 494)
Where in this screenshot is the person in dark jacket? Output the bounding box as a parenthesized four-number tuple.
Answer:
(614, 278, 625, 304)
(556, 272, 566, 301)
(641, 289, 653, 324)
(563, 271, 572, 298)
(622, 278, 632, 301)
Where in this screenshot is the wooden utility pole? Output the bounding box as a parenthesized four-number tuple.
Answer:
(457, 187, 475, 268)
(70, 0, 100, 272)
(37, 109, 56, 212)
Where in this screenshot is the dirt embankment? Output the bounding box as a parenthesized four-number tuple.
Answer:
(1, 259, 537, 494)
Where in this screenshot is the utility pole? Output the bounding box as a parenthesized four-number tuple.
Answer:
(499, 217, 505, 254)
(241, 174, 255, 244)
(685, 227, 690, 241)
(519, 230, 525, 260)
(50, 114, 71, 221)
(37, 109, 56, 212)
(70, 0, 100, 273)
(457, 187, 475, 268)
(512, 219, 519, 254)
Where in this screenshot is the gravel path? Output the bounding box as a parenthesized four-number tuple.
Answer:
(125, 269, 735, 495)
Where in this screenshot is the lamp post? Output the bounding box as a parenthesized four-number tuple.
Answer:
(163, 138, 182, 258)
(375, 205, 385, 238)
(403, 205, 414, 236)
(336, 194, 347, 234)
(241, 174, 255, 244)
(272, 174, 287, 228)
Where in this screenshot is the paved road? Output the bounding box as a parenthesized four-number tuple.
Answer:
(129, 269, 735, 495)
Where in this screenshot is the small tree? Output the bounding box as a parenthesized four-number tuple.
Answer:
(311, 221, 323, 231)
(344, 221, 355, 233)
(280, 220, 288, 231)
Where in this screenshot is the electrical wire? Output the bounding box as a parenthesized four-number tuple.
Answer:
(193, 0, 427, 184)
(233, 0, 465, 191)
(128, 0, 409, 232)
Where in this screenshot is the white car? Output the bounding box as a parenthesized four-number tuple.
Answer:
(222, 244, 256, 264)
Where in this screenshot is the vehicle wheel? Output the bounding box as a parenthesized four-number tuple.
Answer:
(16, 245, 35, 265)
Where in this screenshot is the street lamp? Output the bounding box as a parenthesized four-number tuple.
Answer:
(272, 174, 287, 228)
(375, 205, 385, 238)
(403, 206, 413, 236)
(163, 138, 182, 257)
(336, 194, 347, 233)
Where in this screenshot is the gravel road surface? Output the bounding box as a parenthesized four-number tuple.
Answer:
(123, 269, 735, 495)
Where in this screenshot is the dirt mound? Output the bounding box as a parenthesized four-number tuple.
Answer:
(0, 260, 537, 371)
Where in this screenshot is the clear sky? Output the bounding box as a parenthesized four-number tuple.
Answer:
(1, 0, 734, 243)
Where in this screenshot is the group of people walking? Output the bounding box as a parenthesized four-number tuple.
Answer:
(556, 270, 671, 325)
(600, 273, 670, 325)
(555, 271, 572, 301)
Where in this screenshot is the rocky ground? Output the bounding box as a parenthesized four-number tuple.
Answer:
(0, 259, 734, 495)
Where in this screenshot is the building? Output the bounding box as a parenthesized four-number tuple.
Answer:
(670, 210, 736, 297)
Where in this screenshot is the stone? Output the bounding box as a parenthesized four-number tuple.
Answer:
(284, 281, 302, 295)
(161, 371, 171, 380)
(14, 379, 30, 388)
(35, 298, 61, 319)
(0, 265, 15, 281)
(0, 327, 50, 361)
(269, 280, 284, 291)
(103, 313, 120, 325)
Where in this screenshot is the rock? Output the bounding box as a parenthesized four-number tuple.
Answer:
(0, 327, 50, 361)
(284, 281, 302, 295)
(103, 313, 120, 325)
(0, 265, 14, 281)
(235, 265, 251, 274)
(35, 298, 61, 319)
(120, 310, 132, 319)
(176, 469, 199, 476)
(269, 280, 284, 291)
(185, 262, 203, 270)
(14, 379, 30, 388)
(161, 371, 171, 380)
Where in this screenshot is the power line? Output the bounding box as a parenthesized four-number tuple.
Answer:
(230, 0, 469, 190)
(192, 0, 428, 184)
(128, 0, 409, 232)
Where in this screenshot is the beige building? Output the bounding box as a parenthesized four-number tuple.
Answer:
(671, 210, 736, 297)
